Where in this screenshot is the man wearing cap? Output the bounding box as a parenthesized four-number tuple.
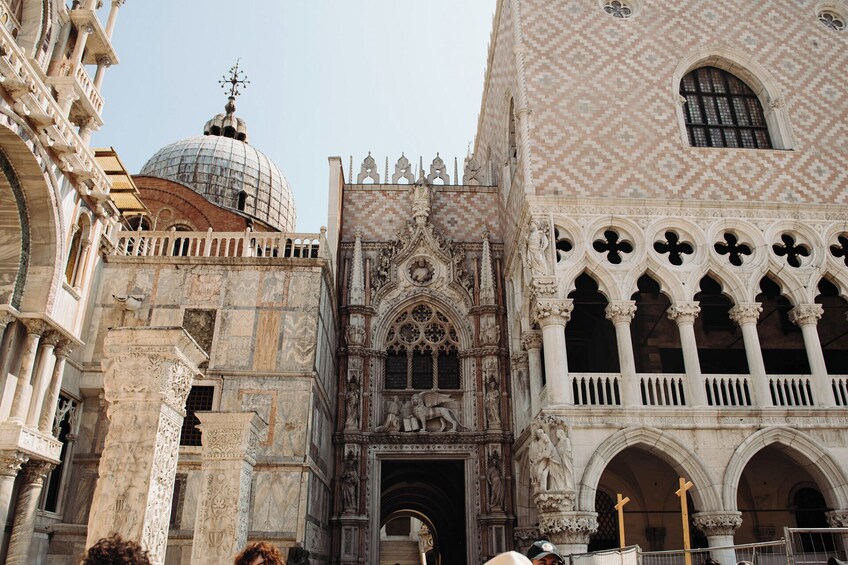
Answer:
(526, 540, 565, 565)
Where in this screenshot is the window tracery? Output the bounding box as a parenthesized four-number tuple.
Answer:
(818, 10, 845, 30)
(384, 304, 461, 390)
(603, 1, 633, 18)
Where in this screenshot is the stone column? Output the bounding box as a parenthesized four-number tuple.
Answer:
(0, 312, 17, 414)
(27, 332, 60, 428)
(667, 302, 707, 407)
(93, 56, 111, 91)
(692, 511, 742, 565)
(605, 301, 638, 406)
(70, 24, 92, 68)
(104, 0, 126, 39)
(789, 304, 833, 407)
(522, 331, 543, 418)
(5, 460, 55, 565)
(0, 452, 28, 532)
(190, 411, 266, 565)
(8, 320, 48, 422)
(86, 327, 206, 565)
(38, 340, 74, 434)
(533, 298, 574, 406)
(537, 510, 598, 556)
(728, 303, 769, 407)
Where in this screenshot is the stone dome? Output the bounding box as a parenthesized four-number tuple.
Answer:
(139, 98, 296, 232)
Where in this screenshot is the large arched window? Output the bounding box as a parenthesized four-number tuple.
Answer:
(680, 66, 771, 149)
(384, 304, 460, 390)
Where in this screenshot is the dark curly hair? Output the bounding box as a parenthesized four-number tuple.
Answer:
(234, 541, 285, 565)
(81, 534, 152, 565)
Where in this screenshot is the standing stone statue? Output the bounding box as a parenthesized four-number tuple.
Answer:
(525, 220, 549, 277)
(554, 427, 575, 490)
(411, 175, 433, 221)
(485, 378, 501, 429)
(344, 377, 360, 431)
(341, 453, 359, 512)
(528, 426, 567, 492)
(488, 453, 504, 511)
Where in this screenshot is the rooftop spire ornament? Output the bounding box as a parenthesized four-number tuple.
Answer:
(219, 59, 250, 99)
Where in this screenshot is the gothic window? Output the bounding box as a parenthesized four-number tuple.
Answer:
(180, 386, 215, 446)
(508, 98, 518, 179)
(681, 66, 772, 149)
(7, 0, 23, 24)
(65, 216, 90, 287)
(384, 304, 461, 390)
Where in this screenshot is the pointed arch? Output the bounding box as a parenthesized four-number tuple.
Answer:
(723, 426, 848, 510)
(578, 426, 721, 513)
(672, 46, 796, 150)
(374, 293, 474, 352)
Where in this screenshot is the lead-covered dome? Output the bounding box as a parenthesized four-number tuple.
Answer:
(140, 96, 296, 232)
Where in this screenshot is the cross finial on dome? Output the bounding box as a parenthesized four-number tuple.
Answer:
(219, 59, 250, 99)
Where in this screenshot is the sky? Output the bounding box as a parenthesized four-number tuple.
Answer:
(92, 1, 498, 233)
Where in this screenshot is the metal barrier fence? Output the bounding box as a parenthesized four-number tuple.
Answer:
(566, 528, 848, 565)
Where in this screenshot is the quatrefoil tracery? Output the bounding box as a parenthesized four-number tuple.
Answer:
(714, 232, 753, 267)
(830, 234, 848, 266)
(593, 230, 633, 265)
(654, 231, 694, 266)
(773, 233, 810, 268)
(554, 227, 573, 263)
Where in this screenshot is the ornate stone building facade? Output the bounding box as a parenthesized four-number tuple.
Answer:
(1, 1, 848, 565)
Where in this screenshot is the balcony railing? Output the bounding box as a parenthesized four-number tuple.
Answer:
(705, 375, 752, 407)
(45, 62, 104, 121)
(832, 376, 848, 406)
(571, 373, 621, 406)
(112, 228, 323, 260)
(640, 374, 687, 406)
(769, 375, 815, 407)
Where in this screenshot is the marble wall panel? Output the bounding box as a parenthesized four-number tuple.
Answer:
(286, 272, 319, 308)
(186, 271, 225, 307)
(153, 268, 186, 306)
(250, 470, 302, 534)
(253, 310, 282, 371)
(149, 306, 182, 327)
(179, 470, 201, 530)
(223, 336, 253, 369)
(225, 270, 260, 307)
(260, 271, 289, 305)
(279, 311, 317, 371)
(223, 309, 256, 338)
(238, 390, 277, 447)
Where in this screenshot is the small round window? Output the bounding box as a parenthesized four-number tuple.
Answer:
(818, 9, 846, 30)
(604, 1, 634, 19)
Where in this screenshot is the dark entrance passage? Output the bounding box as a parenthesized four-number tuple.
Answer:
(381, 459, 467, 565)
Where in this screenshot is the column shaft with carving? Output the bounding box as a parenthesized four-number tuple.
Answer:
(190, 412, 266, 565)
(605, 301, 638, 406)
(86, 328, 206, 565)
(5, 460, 55, 565)
(789, 305, 833, 407)
(667, 302, 707, 406)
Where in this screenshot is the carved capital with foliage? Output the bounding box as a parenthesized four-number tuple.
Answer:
(692, 511, 743, 536)
(728, 303, 762, 326)
(667, 301, 701, 324)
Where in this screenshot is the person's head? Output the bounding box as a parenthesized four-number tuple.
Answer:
(233, 541, 285, 565)
(526, 540, 564, 565)
(81, 534, 151, 565)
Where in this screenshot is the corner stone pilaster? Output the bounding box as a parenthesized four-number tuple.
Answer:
(190, 411, 267, 565)
(86, 327, 207, 565)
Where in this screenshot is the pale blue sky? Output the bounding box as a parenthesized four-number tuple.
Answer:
(92, 1, 498, 232)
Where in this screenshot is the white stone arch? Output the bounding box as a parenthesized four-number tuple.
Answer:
(817, 270, 848, 303)
(621, 265, 685, 304)
(722, 426, 848, 510)
(561, 265, 617, 303)
(672, 46, 796, 150)
(0, 123, 63, 313)
(578, 426, 722, 514)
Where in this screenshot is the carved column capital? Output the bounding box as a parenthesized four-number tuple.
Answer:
(21, 319, 50, 337)
(511, 352, 529, 369)
(789, 304, 823, 327)
(101, 327, 207, 413)
(692, 511, 743, 537)
(537, 511, 598, 546)
(0, 452, 29, 477)
(533, 299, 573, 328)
(605, 301, 637, 324)
(667, 301, 701, 324)
(196, 411, 267, 466)
(521, 330, 544, 351)
(826, 509, 848, 528)
(54, 339, 75, 359)
(19, 460, 55, 486)
(728, 303, 762, 326)
(0, 311, 16, 330)
(40, 331, 62, 348)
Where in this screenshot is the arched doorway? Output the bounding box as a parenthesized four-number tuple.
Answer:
(592, 447, 709, 552)
(380, 460, 467, 565)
